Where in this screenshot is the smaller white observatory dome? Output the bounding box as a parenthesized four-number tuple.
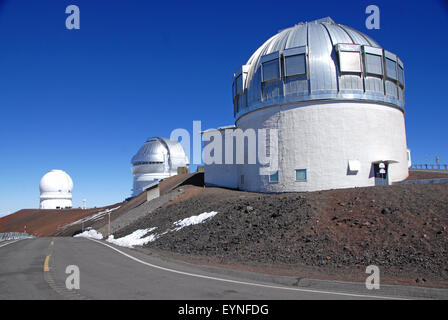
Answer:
(39, 170, 73, 209)
(131, 137, 189, 196)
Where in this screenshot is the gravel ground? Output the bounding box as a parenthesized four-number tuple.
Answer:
(116, 183, 448, 286)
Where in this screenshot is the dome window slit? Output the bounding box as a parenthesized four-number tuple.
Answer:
(364, 53, 383, 76)
(385, 58, 398, 80)
(335, 44, 362, 74)
(283, 46, 307, 78)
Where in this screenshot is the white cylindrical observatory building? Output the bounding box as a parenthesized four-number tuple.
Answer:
(131, 137, 189, 196)
(39, 170, 73, 209)
(204, 17, 409, 192)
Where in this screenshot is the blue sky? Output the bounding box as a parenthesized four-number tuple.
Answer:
(0, 0, 447, 216)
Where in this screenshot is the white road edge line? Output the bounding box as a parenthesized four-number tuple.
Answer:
(87, 238, 408, 300)
(0, 239, 20, 248)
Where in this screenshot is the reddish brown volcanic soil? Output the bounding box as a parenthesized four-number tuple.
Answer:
(0, 207, 115, 237)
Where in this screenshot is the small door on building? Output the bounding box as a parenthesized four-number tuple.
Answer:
(373, 162, 388, 186)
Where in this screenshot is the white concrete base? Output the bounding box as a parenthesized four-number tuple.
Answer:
(204, 101, 409, 193)
(133, 172, 174, 196)
(40, 198, 72, 209)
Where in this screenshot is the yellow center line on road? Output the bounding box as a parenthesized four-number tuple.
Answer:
(44, 255, 51, 272)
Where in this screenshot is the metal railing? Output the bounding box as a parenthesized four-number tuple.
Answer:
(0, 232, 35, 242)
(411, 164, 448, 170)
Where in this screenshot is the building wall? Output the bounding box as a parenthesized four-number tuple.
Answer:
(235, 101, 409, 192)
(40, 199, 72, 209)
(203, 129, 238, 189)
(204, 163, 238, 189)
(133, 172, 171, 196)
(146, 187, 160, 202)
(203, 100, 409, 193)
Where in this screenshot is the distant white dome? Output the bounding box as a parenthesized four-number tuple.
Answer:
(39, 170, 73, 209)
(40, 170, 73, 194)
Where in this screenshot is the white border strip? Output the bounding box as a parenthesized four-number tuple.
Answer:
(0, 240, 20, 248)
(87, 238, 408, 300)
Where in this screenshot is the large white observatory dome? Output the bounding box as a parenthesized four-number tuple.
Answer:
(131, 137, 189, 196)
(204, 17, 409, 193)
(233, 17, 404, 119)
(39, 170, 73, 209)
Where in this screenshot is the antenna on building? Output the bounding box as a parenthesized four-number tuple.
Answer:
(82, 199, 87, 210)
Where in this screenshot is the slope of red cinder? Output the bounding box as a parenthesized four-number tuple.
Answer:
(0, 206, 119, 237)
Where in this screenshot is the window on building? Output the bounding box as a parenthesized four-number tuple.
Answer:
(295, 169, 307, 182)
(398, 65, 404, 85)
(348, 160, 361, 173)
(339, 51, 362, 73)
(386, 58, 397, 80)
(262, 59, 280, 82)
(269, 171, 279, 183)
(235, 74, 243, 94)
(365, 53, 383, 76)
(240, 175, 244, 185)
(284, 54, 306, 77)
(133, 161, 164, 166)
(265, 130, 271, 157)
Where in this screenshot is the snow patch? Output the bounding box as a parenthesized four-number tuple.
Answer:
(173, 211, 218, 231)
(74, 229, 103, 240)
(107, 227, 158, 248)
(102, 211, 218, 248)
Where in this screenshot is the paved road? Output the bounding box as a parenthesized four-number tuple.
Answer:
(0, 238, 426, 300)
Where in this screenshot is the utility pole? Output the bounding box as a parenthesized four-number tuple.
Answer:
(107, 209, 111, 238)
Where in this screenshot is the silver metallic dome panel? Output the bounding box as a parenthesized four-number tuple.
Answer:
(131, 137, 190, 173)
(131, 137, 190, 196)
(131, 138, 168, 164)
(232, 17, 405, 120)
